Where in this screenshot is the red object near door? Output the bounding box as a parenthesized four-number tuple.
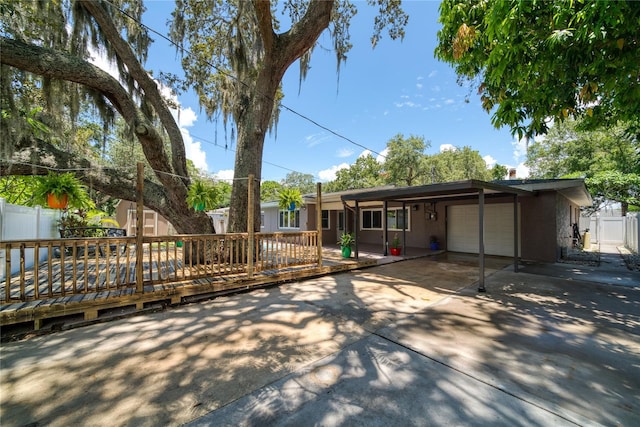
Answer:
(390, 247, 401, 256)
(47, 193, 69, 209)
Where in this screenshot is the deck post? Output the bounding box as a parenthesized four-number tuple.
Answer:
(316, 182, 323, 268)
(247, 174, 254, 278)
(135, 162, 144, 293)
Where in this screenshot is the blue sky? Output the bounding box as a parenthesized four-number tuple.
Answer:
(138, 1, 529, 183)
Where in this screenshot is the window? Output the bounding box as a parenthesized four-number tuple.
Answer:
(321, 210, 330, 229)
(361, 209, 383, 230)
(338, 211, 344, 231)
(279, 209, 300, 229)
(387, 208, 409, 231)
(260, 212, 265, 228)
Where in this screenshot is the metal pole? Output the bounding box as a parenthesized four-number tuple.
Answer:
(383, 200, 388, 256)
(135, 162, 144, 293)
(513, 194, 519, 273)
(478, 189, 486, 292)
(354, 201, 359, 260)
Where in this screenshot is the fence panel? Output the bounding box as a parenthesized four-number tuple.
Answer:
(2, 231, 319, 303)
(624, 214, 638, 253)
(0, 199, 60, 279)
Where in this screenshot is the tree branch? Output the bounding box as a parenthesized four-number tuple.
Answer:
(78, 0, 189, 184)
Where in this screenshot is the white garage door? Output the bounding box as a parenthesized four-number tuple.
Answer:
(447, 204, 520, 257)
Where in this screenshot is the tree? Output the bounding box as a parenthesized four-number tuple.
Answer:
(1, 0, 213, 236)
(490, 164, 509, 181)
(422, 146, 491, 183)
(435, 0, 640, 138)
(383, 134, 430, 186)
(1, 0, 408, 236)
(526, 119, 640, 214)
(169, 1, 407, 232)
(260, 180, 283, 202)
(325, 154, 385, 192)
(282, 172, 315, 195)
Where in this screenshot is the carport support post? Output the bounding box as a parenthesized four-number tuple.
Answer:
(402, 201, 407, 255)
(383, 200, 388, 256)
(513, 194, 519, 273)
(478, 188, 486, 292)
(354, 201, 359, 260)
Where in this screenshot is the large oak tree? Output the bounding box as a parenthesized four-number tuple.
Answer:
(1, 0, 408, 235)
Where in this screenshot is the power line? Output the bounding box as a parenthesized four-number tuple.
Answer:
(103, 0, 387, 161)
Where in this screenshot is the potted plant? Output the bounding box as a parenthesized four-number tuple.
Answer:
(278, 187, 304, 211)
(339, 232, 354, 258)
(186, 179, 219, 211)
(390, 233, 401, 256)
(429, 235, 440, 251)
(34, 172, 92, 209)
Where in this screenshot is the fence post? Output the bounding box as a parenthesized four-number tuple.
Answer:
(247, 174, 254, 278)
(316, 182, 323, 268)
(136, 162, 144, 293)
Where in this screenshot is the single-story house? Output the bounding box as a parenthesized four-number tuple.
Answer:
(261, 179, 592, 264)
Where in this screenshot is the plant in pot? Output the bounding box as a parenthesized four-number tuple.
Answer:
(34, 172, 92, 209)
(390, 233, 402, 256)
(339, 232, 354, 258)
(429, 235, 440, 251)
(186, 180, 220, 212)
(278, 187, 304, 211)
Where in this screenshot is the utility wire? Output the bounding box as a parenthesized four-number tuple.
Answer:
(103, 0, 387, 161)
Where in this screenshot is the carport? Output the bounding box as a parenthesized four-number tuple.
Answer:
(341, 179, 533, 291)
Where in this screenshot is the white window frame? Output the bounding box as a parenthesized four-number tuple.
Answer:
(387, 207, 410, 231)
(321, 210, 330, 230)
(361, 209, 383, 230)
(279, 209, 300, 229)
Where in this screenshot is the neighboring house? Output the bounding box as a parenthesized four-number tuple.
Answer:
(264, 179, 591, 263)
(115, 200, 175, 236)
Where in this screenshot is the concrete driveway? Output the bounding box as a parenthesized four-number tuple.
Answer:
(1, 252, 638, 426)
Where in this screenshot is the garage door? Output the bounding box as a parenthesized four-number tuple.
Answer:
(447, 204, 520, 257)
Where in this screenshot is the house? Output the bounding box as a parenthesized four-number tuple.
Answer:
(115, 200, 175, 236)
(261, 179, 592, 264)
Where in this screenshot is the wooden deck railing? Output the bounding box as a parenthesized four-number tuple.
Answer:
(1, 231, 319, 303)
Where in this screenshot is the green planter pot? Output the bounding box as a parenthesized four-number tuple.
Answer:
(341, 246, 352, 258)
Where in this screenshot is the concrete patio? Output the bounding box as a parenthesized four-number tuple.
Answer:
(1, 246, 638, 426)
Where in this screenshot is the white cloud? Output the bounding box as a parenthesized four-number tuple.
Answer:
(416, 83, 423, 90)
(337, 148, 354, 158)
(483, 155, 496, 168)
(440, 144, 457, 152)
(428, 70, 437, 78)
(517, 163, 530, 178)
(305, 132, 330, 147)
(376, 148, 389, 163)
(444, 98, 455, 105)
(318, 163, 349, 181)
(181, 129, 208, 171)
(89, 46, 209, 174)
(358, 149, 371, 158)
(214, 169, 234, 182)
(512, 137, 529, 162)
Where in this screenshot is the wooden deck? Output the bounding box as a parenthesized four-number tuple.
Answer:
(1, 239, 377, 332)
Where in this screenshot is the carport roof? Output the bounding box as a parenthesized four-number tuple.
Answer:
(340, 179, 532, 204)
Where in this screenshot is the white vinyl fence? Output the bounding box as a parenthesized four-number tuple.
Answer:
(0, 198, 61, 279)
(624, 213, 638, 253)
(587, 213, 639, 253)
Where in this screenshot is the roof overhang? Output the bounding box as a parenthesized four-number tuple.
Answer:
(340, 180, 532, 204)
